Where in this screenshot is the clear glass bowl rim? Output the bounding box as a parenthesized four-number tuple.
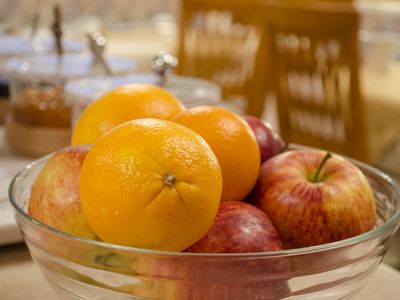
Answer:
(9, 148, 400, 258)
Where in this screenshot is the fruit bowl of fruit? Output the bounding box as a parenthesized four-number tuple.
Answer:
(8, 84, 400, 299)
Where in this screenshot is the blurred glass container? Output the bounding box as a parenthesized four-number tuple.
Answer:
(66, 73, 221, 127)
(360, 31, 399, 71)
(5, 53, 136, 157)
(0, 35, 85, 97)
(358, 1, 400, 71)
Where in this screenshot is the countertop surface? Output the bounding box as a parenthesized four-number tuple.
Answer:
(1, 243, 400, 300)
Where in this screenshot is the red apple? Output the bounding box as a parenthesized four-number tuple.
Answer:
(28, 145, 96, 239)
(254, 149, 376, 248)
(185, 201, 283, 253)
(244, 116, 285, 163)
(182, 201, 291, 299)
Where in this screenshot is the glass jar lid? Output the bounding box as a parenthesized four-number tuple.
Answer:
(5, 53, 137, 81)
(65, 73, 221, 107)
(0, 36, 86, 84)
(0, 35, 84, 56)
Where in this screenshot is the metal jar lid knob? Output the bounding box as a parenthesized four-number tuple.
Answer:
(150, 51, 178, 87)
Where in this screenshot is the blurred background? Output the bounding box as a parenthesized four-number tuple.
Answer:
(0, 0, 399, 267)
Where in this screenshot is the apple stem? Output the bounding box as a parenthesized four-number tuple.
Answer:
(313, 152, 332, 183)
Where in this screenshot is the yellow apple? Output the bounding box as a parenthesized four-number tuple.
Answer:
(28, 145, 96, 239)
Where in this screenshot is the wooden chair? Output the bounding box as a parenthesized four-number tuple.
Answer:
(177, 0, 269, 117)
(262, 0, 373, 162)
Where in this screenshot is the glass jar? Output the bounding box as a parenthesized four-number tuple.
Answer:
(5, 53, 136, 157)
(65, 73, 221, 127)
(0, 35, 85, 123)
(0, 35, 85, 97)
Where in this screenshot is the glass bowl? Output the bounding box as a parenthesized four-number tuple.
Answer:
(9, 151, 400, 299)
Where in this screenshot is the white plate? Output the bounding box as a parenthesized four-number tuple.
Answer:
(0, 127, 31, 246)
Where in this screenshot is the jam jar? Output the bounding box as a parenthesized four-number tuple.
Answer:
(5, 53, 136, 157)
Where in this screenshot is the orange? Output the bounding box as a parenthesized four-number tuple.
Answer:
(79, 118, 222, 251)
(174, 106, 260, 201)
(71, 83, 185, 145)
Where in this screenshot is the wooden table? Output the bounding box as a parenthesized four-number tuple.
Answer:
(1, 243, 400, 300)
